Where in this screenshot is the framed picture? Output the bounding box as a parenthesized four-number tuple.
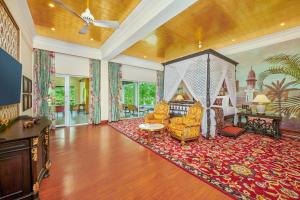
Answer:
(23, 76, 28, 93)
(23, 76, 32, 93)
(22, 94, 32, 111)
(28, 95, 32, 108)
(28, 79, 32, 93)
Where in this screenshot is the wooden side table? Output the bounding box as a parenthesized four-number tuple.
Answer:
(237, 112, 282, 138)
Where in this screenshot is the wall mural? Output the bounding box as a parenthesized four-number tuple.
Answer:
(233, 39, 300, 132)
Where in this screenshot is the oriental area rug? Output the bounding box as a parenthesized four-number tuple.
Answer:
(109, 118, 300, 200)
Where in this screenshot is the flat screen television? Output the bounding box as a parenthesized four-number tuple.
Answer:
(0, 47, 22, 106)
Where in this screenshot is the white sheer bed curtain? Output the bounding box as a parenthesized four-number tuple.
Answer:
(225, 63, 238, 125)
(164, 62, 190, 101)
(164, 54, 237, 138)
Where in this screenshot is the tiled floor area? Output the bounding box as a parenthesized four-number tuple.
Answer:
(55, 112, 88, 126)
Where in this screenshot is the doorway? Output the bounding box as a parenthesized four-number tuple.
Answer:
(121, 81, 156, 118)
(54, 74, 90, 127)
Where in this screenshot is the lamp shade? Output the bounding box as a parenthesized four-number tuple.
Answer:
(175, 94, 184, 101)
(253, 94, 270, 103)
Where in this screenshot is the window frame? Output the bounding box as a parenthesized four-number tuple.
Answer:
(121, 79, 157, 119)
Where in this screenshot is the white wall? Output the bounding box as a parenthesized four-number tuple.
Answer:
(101, 61, 109, 121)
(121, 65, 157, 83)
(20, 32, 33, 116)
(55, 53, 89, 76)
(4, 0, 35, 116)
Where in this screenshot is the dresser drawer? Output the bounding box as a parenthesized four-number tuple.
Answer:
(0, 140, 30, 154)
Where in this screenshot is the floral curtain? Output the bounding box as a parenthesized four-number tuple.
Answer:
(33, 49, 55, 128)
(89, 59, 101, 124)
(108, 62, 122, 122)
(157, 70, 164, 102)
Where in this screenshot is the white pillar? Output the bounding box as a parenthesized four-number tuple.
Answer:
(101, 60, 109, 121)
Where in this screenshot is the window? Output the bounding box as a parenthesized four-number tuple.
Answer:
(121, 81, 156, 118)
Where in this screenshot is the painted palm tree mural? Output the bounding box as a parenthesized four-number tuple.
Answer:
(264, 78, 299, 116)
(251, 54, 300, 131)
(258, 54, 300, 87)
(236, 49, 300, 131)
(258, 54, 300, 123)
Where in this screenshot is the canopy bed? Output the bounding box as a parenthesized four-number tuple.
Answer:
(163, 49, 238, 138)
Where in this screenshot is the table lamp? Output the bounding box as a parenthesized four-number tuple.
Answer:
(175, 94, 184, 101)
(252, 94, 270, 114)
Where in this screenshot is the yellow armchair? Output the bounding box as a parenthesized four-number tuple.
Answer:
(168, 102, 203, 145)
(144, 101, 170, 125)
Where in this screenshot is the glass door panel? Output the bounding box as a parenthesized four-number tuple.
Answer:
(138, 82, 156, 117)
(54, 76, 66, 126)
(69, 77, 89, 125)
(121, 81, 157, 118)
(122, 81, 138, 118)
(54, 75, 89, 127)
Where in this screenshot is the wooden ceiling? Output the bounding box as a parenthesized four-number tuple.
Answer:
(27, 0, 140, 48)
(123, 0, 300, 63)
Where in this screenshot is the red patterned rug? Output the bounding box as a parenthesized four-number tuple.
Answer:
(109, 118, 300, 200)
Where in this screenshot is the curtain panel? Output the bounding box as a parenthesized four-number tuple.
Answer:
(164, 54, 237, 139)
(108, 62, 122, 122)
(33, 49, 55, 128)
(156, 70, 164, 102)
(89, 59, 101, 124)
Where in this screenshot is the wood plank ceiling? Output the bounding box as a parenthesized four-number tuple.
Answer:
(28, 0, 300, 62)
(123, 0, 300, 63)
(27, 0, 141, 48)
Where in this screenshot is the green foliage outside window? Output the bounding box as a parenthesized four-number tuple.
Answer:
(122, 82, 156, 106)
(55, 86, 76, 106)
(123, 83, 136, 105)
(139, 82, 156, 106)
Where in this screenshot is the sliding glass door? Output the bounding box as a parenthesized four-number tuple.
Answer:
(122, 81, 138, 118)
(69, 76, 89, 125)
(138, 82, 156, 117)
(54, 76, 66, 126)
(121, 81, 156, 118)
(54, 75, 89, 127)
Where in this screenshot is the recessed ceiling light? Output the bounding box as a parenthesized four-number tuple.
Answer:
(51, 27, 56, 31)
(280, 22, 285, 26)
(198, 41, 202, 49)
(143, 55, 147, 58)
(144, 34, 157, 45)
(90, 38, 94, 41)
(49, 3, 55, 8)
(232, 39, 236, 42)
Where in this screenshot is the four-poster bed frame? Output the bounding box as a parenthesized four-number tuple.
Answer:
(162, 49, 238, 139)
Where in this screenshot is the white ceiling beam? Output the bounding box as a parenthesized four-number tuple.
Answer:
(218, 26, 300, 56)
(100, 0, 197, 60)
(111, 54, 164, 71)
(33, 36, 102, 60)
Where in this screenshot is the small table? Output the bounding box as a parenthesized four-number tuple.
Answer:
(237, 112, 282, 138)
(138, 123, 165, 141)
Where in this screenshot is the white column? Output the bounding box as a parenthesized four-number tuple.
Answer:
(101, 60, 109, 121)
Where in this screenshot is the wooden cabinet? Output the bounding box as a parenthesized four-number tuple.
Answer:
(0, 118, 51, 200)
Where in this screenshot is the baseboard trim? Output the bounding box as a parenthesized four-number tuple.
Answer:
(101, 120, 108, 125)
(281, 128, 300, 134)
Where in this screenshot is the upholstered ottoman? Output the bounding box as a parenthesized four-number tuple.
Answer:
(219, 126, 245, 138)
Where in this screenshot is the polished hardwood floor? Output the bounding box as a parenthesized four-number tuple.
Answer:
(40, 125, 231, 200)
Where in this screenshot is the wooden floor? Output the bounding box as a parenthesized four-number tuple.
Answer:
(40, 125, 231, 200)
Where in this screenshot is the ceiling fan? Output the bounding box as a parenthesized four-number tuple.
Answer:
(53, 0, 119, 34)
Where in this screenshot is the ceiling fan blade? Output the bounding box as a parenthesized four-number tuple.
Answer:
(93, 20, 119, 29)
(79, 24, 89, 34)
(53, 0, 85, 22)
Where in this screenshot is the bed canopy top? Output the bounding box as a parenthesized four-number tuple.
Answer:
(162, 49, 238, 139)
